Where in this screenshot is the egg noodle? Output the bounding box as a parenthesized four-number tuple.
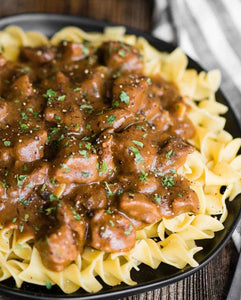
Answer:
(0, 26, 240, 293)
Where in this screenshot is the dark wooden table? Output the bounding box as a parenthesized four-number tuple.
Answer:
(0, 1, 238, 299)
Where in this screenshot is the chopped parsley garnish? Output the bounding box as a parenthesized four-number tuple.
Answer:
(139, 169, 149, 182)
(73, 87, 81, 92)
(104, 182, 113, 197)
(60, 163, 70, 173)
(166, 150, 175, 160)
(124, 224, 133, 235)
(0, 180, 7, 188)
(82, 171, 90, 178)
(99, 160, 108, 175)
(119, 91, 129, 104)
(49, 194, 59, 202)
(43, 89, 57, 100)
(57, 95, 66, 101)
(106, 208, 112, 214)
(45, 207, 56, 215)
(82, 47, 89, 57)
(19, 224, 24, 232)
(177, 192, 183, 197)
(107, 114, 116, 124)
(19, 197, 28, 205)
(154, 194, 162, 203)
(3, 141, 10, 147)
(19, 122, 29, 130)
(132, 140, 143, 148)
(86, 123, 91, 129)
(71, 208, 81, 221)
(130, 147, 144, 166)
(80, 104, 93, 111)
(43, 89, 56, 99)
(85, 142, 91, 150)
(112, 100, 119, 107)
(20, 112, 28, 120)
(16, 174, 27, 187)
(162, 175, 175, 187)
(119, 49, 126, 57)
(109, 220, 114, 227)
(79, 150, 89, 159)
(45, 280, 52, 290)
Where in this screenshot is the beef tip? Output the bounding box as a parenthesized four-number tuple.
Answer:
(112, 75, 149, 114)
(154, 136, 194, 174)
(156, 175, 199, 217)
(112, 124, 156, 173)
(89, 209, 136, 252)
(89, 108, 135, 134)
(20, 46, 55, 64)
(136, 174, 159, 194)
(0, 100, 8, 121)
(45, 103, 85, 133)
(37, 225, 79, 272)
(58, 41, 94, 61)
(57, 203, 86, 250)
(53, 137, 98, 184)
(99, 41, 144, 73)
(75, 183, 108, 211)
(119, 192, 161, 229)
(7, 162, 49, 200)
(14, 130, 47, 163)
(79, 66, 109, 103)
(14, 130, 47, 162)
(10, 75, 33, 98)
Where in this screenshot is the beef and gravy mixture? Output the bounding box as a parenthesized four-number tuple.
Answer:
(0, 40, 199, 271)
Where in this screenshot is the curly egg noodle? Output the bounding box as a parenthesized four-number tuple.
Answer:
(0, 25, 240, 294)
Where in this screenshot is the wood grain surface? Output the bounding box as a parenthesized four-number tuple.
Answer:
(0, 1, 238, 299)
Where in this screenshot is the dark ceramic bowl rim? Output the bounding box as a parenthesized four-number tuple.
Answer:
(0, 13, 240, 300)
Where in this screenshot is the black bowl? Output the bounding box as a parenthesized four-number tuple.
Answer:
(0, 13, 240, 300)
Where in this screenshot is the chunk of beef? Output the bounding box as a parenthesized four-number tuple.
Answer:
(156, 175, 199, 217)
(89, 209, 136, 252)
(112, 123, 156, 173)
(14, 130, 47, 162)
(53, 137, 98, 183)
(58, 41, 94, 61)
(154, 136, 194, 174)
(20, 46, 55, 64)
(75, 183, 108, 211)
(99, 41, 143, 73)
(10, 75, 33, 98)
(7, 162, 49, 200)
(79, 66, 109, 103)
(119, 192, 161, 229)
(45, 103, 85, 133)
(112, 75, 149, 114)
(89, 108, 135, 134)
(37, 225, 79, 272)
(57, 203, 86, 249)
(37, 202, 86, 272)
